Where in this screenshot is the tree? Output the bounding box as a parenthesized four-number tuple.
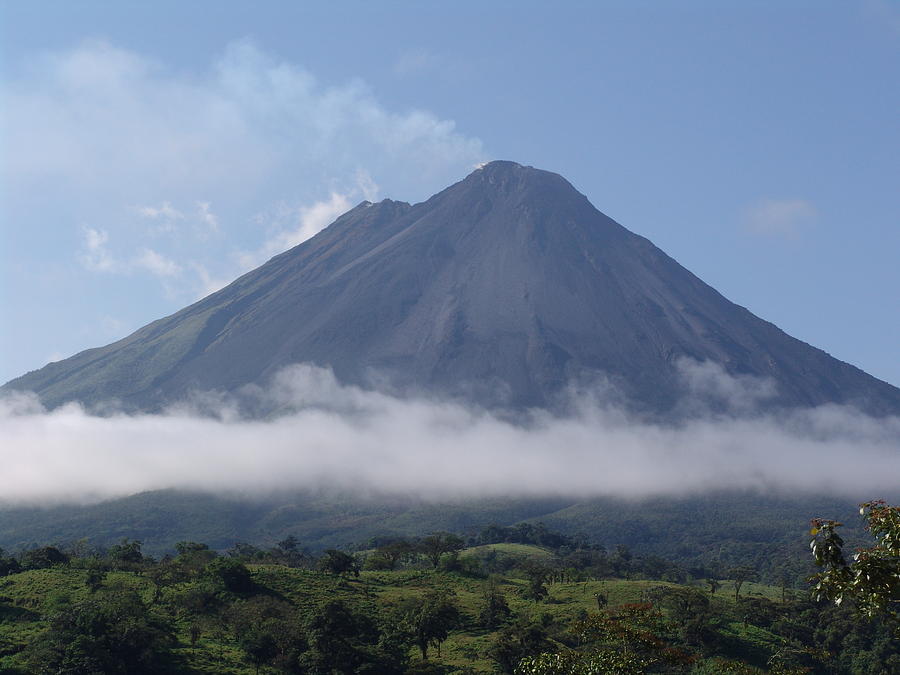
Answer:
(274, 535, 309, 568)
(319, 549, 360, 578)
(810, 500, 899, 627)
(419, 532, 464, 569)
(479, 577, 513, 629)
(241, 627, 278, 675)
(145, 557, 184, 605)
(727, 566, 758, 601)
(21, 545, 69, 570)
(228, 542, 266, 562)
(24, 587, 171, 673)
(230, 596, 304, 674)
(107, 538, 143, 568)
(0, 551, 21, 577)
(366, 540, 414, 571)
(277, 535, 301, 554)
(646, 586, 709, 630)
(404, 590, 461, 660)
(489, 620, 553, 674)
(175, 541, 217, 576)
(520, 560, 550, 602)
(85, 567, 106, 593)
(516, 650, 649, 675)
(205, 557, 254, 593)
(172, 581, 222, 617)
(302, 599, 407, 674)
(517, 604, 694, 674)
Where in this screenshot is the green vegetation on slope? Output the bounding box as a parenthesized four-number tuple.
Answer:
(0, 520, 896, 674)
(2, 490, 887, 587)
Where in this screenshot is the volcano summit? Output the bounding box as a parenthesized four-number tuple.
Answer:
(5, 161, 899, 416)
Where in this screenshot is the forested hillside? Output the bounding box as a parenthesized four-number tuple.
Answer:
(0, 491, 882, 586)
(0, 519, 895, 674)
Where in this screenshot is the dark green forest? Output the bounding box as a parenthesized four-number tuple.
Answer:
(0, 504, 896, 675)
(0, 491, 884, 582)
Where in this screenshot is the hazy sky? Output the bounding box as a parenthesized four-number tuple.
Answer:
(2, 0, 898, 388)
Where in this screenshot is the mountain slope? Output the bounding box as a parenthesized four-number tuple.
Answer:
(5, 161, 900, 414)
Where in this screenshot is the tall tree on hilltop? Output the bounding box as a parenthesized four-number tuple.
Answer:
(419, 532, 464, 569)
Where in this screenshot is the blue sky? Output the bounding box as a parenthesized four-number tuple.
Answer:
(2, 0, 898, 388)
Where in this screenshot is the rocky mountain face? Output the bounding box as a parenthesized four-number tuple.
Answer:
(5, 161, 899, 415)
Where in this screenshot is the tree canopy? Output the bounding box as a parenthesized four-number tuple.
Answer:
(810, 499, 899, 629)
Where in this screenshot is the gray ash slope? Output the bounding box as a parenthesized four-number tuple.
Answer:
(5, 161, 899, 415)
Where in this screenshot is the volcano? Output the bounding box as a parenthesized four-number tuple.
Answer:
(5, 161, 899, 415)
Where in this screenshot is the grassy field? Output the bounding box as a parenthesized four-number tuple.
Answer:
(0, 558, 802, 674)
(459, 543, 556, 560)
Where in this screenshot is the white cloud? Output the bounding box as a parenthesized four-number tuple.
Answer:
(237, 170, 379, 270)
(251, 192, 352, 266)
(4, 39, 485, 319)
(196, 201, 219, 234)
(4, 39, 485, 200)
(236, 191, 352, 270)
(354, 168, 379, 203)
(191, 263, 232, 298)
(675, 358, 777, 416)
(744, 198, 816, 237)
(294, 193, 353, 244)
(137, 200, 219, 240)
(138, 202, 184, 221)
(78, 226, 116, 272)
(134, 248, 181, 278)
(78, 229, 181, 280)
(0, 364, 897, 504)
(137, 202, 184, 235)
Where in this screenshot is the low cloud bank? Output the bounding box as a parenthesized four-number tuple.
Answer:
(1, 364, 898, 504)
